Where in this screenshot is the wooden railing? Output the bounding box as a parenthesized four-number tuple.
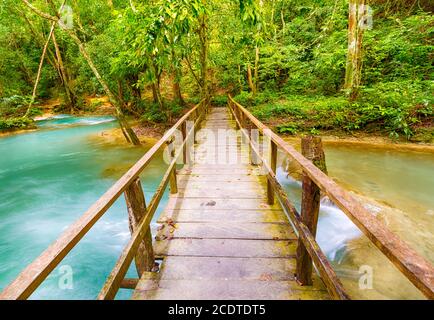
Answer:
(2, 95, 433, 300)
(0, 99, 209, 300)
(227, 94, 434, 300)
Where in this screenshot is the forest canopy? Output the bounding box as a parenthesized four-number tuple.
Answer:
(0, 0, 432, 142)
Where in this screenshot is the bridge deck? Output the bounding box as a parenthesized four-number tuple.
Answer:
(132, 107, 329, 300)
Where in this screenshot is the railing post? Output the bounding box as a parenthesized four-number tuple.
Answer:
(124, 178, 154, 276)
(166, 138, 178, 194)
(181, 121, 187, 164)
(234, 105, 240, 130)
(267, 139, 277, 205)
(250, 127, 259, 165)
(296, 136, 328, 285)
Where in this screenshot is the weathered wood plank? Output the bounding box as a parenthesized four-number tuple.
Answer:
(155, 256, 297, 281)
(133, 279, 329, 300)
(158, 209, 287, 224)
(163, 197, 281, 211)
(156, 222, 297, 240)
(154, 238, 297, 258)
(176, 189, 266, 199)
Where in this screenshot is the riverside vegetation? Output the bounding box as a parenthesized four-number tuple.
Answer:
(0, 0, 432, 143)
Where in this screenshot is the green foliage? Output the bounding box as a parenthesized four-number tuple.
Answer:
(236, 80, 433, 140)
(211, 95, 228, 106)
(0, 95, 33, 117)
(0, 117, 34, 130)
(0, 0, 431, 142)
(277, 122, 299, 135)
(141, 103, 168, 123)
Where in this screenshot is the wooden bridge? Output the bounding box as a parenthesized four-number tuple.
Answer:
(1, 98, 433, 300)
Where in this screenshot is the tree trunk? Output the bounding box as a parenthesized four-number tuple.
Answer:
(22, 0, 140, 145)
(198, 14, 209, 100)
(152, 62, 164, 111)
(344, 0, 365, 101)
(51, 30, 77, 112)
(254, 45, 260, 93)
(60, 23, 140, 145)
(21, 12, 60, 78)
(128, 74, 141, 100)
(247, 63, 256, 95)
(172, 70, 184, 106)
(171, 45, 184, 106)
(151, 83, 158, 104)
(25, 21, 56, 118)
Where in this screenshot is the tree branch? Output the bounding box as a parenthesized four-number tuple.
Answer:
(185, 55, 202, 88)
(21, 0, 58, 21)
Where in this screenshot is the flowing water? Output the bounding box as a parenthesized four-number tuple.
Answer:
(277, 141, 434, 300)
(0, 116, 169, 299)
(0, 117, 433, 299)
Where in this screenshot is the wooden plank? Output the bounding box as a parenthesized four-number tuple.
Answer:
(154, 238, 297, 258)
(177, 180, 266, 190)
(158, 209, 287, 223)
(132, 279, 329, 300)
(177, 168, 262, 175)
(176, 189, 266, 199)
(155, 256, 296, 281)
(163, 197, 281, 211)
(156, 222, 297, 240)
(177, 175, 265, 183)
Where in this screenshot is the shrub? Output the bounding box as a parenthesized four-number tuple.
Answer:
(0, 95, 33, 118)
(0, 117, 34, 130)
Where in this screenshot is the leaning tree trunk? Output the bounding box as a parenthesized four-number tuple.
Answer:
(25, 21, 56, 118)
(51, 30, 77, 112)
(22, 0, 140, 145)
(60, 24, 140, 145)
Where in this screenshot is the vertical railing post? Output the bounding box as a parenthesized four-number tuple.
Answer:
(267, 139, 277, 205)
(250, 126, 259, 165)
(296, 136, 328, 285)
(228, 100, 232, 119)
(234, 105, 240, 130)
(124, 178, 154, 276)
(181, 121, 187, 164)
(166, 138, 178, 194)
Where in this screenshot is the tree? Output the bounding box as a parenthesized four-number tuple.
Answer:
(344, 0, 367, 100)
(22, 0, 140, 145)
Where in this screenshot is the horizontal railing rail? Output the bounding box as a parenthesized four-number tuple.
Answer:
(0, 99, 208, 300)
(228, 94, 434, 300)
